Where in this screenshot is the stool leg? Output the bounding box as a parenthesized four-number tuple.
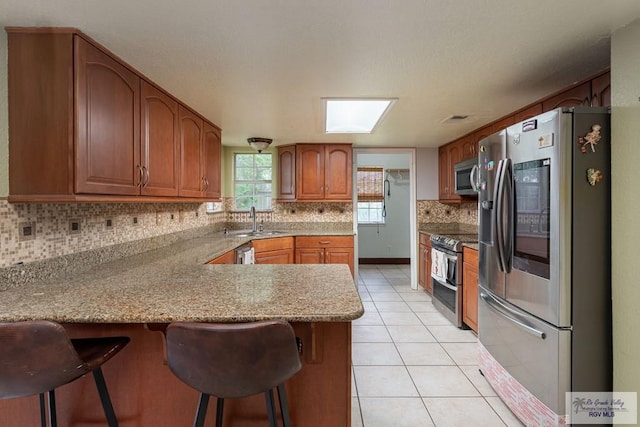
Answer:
(265, 389, 277, 427)
(92, 367, 118, 427)
(215, 397, 224, 427)
(39, 393, 46, 427)
(276, 384, 292, 427)
(194, 393, 210, 427)
(47, 390, 57, 427)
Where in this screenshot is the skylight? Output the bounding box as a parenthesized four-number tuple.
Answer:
(324, 98, 396, 134)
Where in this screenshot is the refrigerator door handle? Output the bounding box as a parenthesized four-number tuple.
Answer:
(494, 160, 507, 272)
(480, 291, 546, 339)
(502, 160, 513, 273)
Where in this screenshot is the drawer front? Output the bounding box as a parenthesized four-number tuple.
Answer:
(252, 236, 295, 253)
(295, 235, 354, 248)
(419, 232, 430, 246)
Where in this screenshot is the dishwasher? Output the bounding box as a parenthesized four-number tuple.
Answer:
(235, 242, 255, 264)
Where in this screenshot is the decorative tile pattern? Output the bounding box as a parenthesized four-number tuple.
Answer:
(417, 200, 477, 225)
(0, 200, 225, 268)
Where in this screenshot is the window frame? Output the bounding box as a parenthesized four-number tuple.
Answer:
(233, 152, 273, 211)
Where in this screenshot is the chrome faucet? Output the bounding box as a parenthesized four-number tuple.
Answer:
(249, 206, 257, 232)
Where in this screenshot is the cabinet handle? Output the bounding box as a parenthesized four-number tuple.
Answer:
(137, 165, 143, 187)
(319, 241, 330, 244)
(204, 178, 209, 192)
(142, 166, 149, 187)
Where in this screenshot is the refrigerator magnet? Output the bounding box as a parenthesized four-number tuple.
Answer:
(586, 168, 603, 186)
(578, 124, 602, 154)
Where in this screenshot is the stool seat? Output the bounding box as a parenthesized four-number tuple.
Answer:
(166, 320, 302, 427)
(0, 321, 129, 427)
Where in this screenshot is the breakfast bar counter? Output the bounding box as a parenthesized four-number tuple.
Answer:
(0, 232, 363, 426)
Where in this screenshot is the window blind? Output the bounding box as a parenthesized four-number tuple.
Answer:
(357, 167, 384, 201)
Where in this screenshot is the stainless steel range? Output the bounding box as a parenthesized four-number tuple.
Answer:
(430, 233, 477, 328)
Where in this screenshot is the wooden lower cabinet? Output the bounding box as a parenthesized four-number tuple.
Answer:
(462, 247, 479, 333)
(0, 322, 353, 426)
(418, 233, 432, 294)
(295, 236, 355, 277)
(253, 237, 295, 264)
(208, 250, 235, 264)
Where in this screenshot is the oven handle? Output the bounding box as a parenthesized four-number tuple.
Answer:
(432, 277, 457, 292)
(480, 291, 546, 339)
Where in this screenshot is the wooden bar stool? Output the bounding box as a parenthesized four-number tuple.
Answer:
(166, 320, 302, 427)
(0, 320, 129, 427)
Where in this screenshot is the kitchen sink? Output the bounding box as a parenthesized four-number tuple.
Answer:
(229, 230, 287, 238)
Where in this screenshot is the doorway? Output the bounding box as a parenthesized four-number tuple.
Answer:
(353, 148, 417, 289)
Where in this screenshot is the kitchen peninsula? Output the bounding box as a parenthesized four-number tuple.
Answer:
(0, 231, 363, 426)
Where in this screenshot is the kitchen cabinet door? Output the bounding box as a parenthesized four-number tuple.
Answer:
(178, 106, 205, 197)
(255, 249, 295, 264)
(277, 145, 296, 200)
(590, 71, 611, 107)
(462, 247, 478, 333)
(425, 241, 432, 294)
(75, 36, 141, 195)
(438, 142, 462, 202)
(490, 115, 515, 134)
(418, 243, 426, 290)
(542, 82, 591, 111)
(513, 104, 543, 124)
(295, 248, 325, 265)
(324, 144, 352, 200)
(325, 247, 355, 276)
(296, 144, 325, 200)
(459, 135, 476, 161)
(208, 250, 235, 264)
(203, 122, 222, 200)
(141, 80, 179, 196)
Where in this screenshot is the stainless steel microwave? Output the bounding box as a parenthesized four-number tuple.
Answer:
(453, 157, 479, 195)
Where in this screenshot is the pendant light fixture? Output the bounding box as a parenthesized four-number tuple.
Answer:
(247, 137, 272, 153)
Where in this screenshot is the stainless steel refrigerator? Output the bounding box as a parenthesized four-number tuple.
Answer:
(477, 107, 612, 426)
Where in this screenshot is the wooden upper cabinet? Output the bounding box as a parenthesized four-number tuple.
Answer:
(297, 144, 325, 200)
(591, 71, 611, 107)
(141, 80, 180, 197)
(490, 115, 515, 134)
(203, 122, 222, 199)
(438, 141, 462, 202)
(7, 28, 221, 203)
(277, 145, 296, 200)
(178, 106, 205, 197)
(75, 36, 141, 195)
(459, 135, 476, 161)
(542, 82, 591, 111)
(296, 144, 352, 201)
(513, 104, 543, 124)
(325, 144, 352, 200)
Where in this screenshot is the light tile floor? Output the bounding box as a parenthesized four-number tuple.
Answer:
(351, 264, 525, 427)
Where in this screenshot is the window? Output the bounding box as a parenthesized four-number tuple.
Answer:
(357, 167, 385, 224)
(234, 153, 272, 210)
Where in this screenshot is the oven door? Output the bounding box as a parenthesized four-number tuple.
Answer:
(431, 247, 461, 327)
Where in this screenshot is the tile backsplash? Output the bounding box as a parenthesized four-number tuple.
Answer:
(0, 197, 473, 268)
(417, 200, 478, 225)
(0, 200, 224, 268)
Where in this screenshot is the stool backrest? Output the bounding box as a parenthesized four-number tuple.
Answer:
(166, 320, 302, 398)
(0, 321, 85, 399)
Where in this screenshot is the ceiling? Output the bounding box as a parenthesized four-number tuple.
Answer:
(2, 1, 640, 149)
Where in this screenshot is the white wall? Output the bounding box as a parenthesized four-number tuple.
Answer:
(416, 147, 438, 200)
(357, 152, 411, 259)
(611, 18, 640, 413)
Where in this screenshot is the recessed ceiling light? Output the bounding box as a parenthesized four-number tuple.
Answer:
(324, 98, 396, 134)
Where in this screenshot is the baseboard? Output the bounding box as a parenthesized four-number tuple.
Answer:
(358, 258, 410, 265)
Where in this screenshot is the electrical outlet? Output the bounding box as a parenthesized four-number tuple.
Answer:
(69, 219, 81, 235)
(105, 218, 114, 230)
(18, 222, 36, 241)
(132, 216, 139, 226)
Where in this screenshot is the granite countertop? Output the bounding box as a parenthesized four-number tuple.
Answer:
(0, 230, 363, 324)
(418, 222, 478, 236)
